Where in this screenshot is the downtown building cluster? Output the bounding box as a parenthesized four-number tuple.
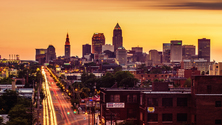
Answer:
(1, 23, 221, 125)
(35, 23, 213, 75)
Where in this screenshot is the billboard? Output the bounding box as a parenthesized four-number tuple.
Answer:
(147, 107, 155, 113)
(106, 103, 125, 108)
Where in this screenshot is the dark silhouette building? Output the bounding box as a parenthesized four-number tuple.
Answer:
(65, 33, 70, 58)
(82, 44, 91, 57)
(35, 49, 46, 65)
(46, 45, 56, 63)
(163, 43, 171, 63)
(92, 33, 105, 54)
(198, 38, 210, 62)
(182, 45, 195, 60)
(170, 40, 182, 63)
(112, 23, 123, 53)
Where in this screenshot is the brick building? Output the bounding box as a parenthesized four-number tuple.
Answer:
(134, 73, 173, 82)
(100, 76, 222, 125)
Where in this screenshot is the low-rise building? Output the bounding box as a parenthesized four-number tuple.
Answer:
(100, 75, 222, 125)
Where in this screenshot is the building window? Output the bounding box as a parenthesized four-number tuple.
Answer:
(110, 95, 114, 102)
(162, 98, 173, 107)
(127, 95, 137, 103)
(147, 98, 158, 106)
(177, 98, 187, 106)
(127, 95, 133, 103)
(127, 108, 136, 118)
(177, 113, 187, 122)
(215, 101, 221, 107)
(140, 112, 143, 121)
(207, 85, 212, 92)
(114, 95, 120, 102)
(140, 95, 143, 105)
(147, 113, 158, 122)
(133, 95, 137, 103)
(215, 120, 222, 124)
(162, 114, 172, 121)
(148, 75, 150, 77)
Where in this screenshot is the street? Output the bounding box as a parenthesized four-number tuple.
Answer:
(43, 67, 94, 125)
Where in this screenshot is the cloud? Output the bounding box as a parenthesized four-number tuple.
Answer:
(164, 2, 222, 10)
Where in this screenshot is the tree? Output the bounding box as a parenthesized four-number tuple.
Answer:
(162, 65, 172, 71)
(201, 71, 205, 75)
(114, 71, 136, 87)
(1, 90, 18, 113)
(184, 78, 191, 87)
(114, 66, 122, 73)
(119, 77, 139, 87)
(99, 72, 115, 88)
(150, 68, 162, 74)
(6, 117, 28, 125)
(8, 104, 29, 121)
(153, 79, 159, 82)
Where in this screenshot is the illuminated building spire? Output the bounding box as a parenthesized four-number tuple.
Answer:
(114, 23, 121, 30)
(65, 33, 70, 45)
(113, 23, 123, 53)
(65, 33, 70, 57)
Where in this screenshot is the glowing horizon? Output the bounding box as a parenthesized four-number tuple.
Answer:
(1, 0, 222, 62)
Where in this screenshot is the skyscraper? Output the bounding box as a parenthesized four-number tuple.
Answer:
(82, 44, 91, 57)
(116, 46, 127, 65)
(65, 33, 70, 58)
(46, 45, 56, 63)
(149, 49, 161, 65)
(163, 43, 171, 63)
(113, 23, 123, 53)
(182, 45, 195, 60)
(92, 33, 105, 54)
(198, 38, 210, 62)
(36, 49, 47, 64)
(170, 40, 182, 63)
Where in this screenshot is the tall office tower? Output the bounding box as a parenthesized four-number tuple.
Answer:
(113, 23, 123, 53)
(163, 43, 171, 63)
(132, 47, 143, 62)
(92, 33, 105, 54)
(116, 46, 127, 65)
(182, 45, 195, 60)
(36, 49, 47, 64)
(46, 45, 56, 63)
(170, 40, 182, 63)
(82, 44, 91, 57)
(198, 38, 210, 62)
(65, 33, 70, 58)
(149, 49, 161, 65)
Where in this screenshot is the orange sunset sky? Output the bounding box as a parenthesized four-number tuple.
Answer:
(1, 0, 222, 61)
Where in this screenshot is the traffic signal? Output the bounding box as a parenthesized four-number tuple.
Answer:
(67, 111, 70, 115)
(74, 109, 76, 114)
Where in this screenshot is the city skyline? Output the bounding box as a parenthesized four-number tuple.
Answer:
(1, 0, 222, 61)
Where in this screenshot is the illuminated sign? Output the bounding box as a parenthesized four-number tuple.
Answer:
(44, 63, 49, 66)
(177, 42, 181, 45)
(64, 63, 70, 65)
(147, 107, 155, 113)
(106, 103, 125, 108)
(40, 50, 46, 54)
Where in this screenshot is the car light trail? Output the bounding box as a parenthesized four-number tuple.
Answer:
(42, 68, 57, 125)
